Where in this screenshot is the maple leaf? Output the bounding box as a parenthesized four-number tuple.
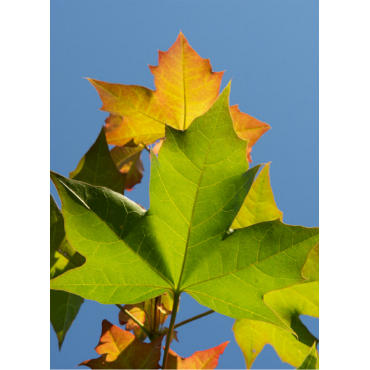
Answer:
(50, 195, 85, 349)
(231, 163, 283, 229)
(88, 34, 269, 167)
(233, 243, 319, 369)
(88, 32, 223, 146)
(50, 84, 319, 330)
(166, 342, 229, 369)
(70, 127, 126, 193)
(79, 320, 162, 369)
(297, 342, 319, 369)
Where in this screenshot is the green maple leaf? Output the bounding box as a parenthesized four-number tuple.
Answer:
(50, 84, 319, 330)
(233, 243, 319, 368)
(231, 167, 319, 369)
(50, 195, 85, 349)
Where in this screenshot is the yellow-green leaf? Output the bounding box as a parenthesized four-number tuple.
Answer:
(232, 163, 282, 229)
(297, 342, 319, 369)
(233, 243, 319, 368)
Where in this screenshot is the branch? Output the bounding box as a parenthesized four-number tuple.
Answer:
(162, 292, 181, 369)
(174, 310, 215, 329)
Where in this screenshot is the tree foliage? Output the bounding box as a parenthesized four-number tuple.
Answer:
(50, 33, 319, 369)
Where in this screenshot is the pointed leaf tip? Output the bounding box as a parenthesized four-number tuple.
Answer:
(167, 342, 229, 369)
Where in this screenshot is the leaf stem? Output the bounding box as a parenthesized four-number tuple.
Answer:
(174, 309, 214, 329)
(162, 291, 181, 369)
(115, 304, 154, 341)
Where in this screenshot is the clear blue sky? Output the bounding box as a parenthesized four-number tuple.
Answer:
(50, 1, 318, 368)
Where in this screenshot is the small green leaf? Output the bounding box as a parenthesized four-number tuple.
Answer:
(70, 127, 126, 194)
(51, 85, 318, 330)
(50, 195, 85, 349)
(297, 342, 319, 369)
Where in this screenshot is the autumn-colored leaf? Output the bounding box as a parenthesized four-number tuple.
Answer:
(231, 163, 283, 229)
(105, 114, 123, 134)
(230, 105, 270, 162)
(119, 304, 148, 341)
(149, 32, 224, 131)
(119, 293, 174, 341)
(70, 127, 126, 194)
(50, 195, 85, 349)
(110, 143, 144, 190)
(233, 243, 319, 369)
(79, 320, 162, 369)
(166, 342, 229, 369)
(87, 32, 223, 146)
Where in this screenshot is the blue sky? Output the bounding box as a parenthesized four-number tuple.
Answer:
(50, 1, 318, 368)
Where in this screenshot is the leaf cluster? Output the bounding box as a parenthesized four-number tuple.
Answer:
(50, 33, 319, 369)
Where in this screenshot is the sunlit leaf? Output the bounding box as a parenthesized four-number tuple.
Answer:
(297, 342, 319, 369)
(51, 85, 319, 329)
(70, 127, 126, 194)
(166, 342, 229, 369)
(88, 32, 223, 146)
(233, 243, 319, 368)
(79, 320, 162, 369)
(231, 163, 283, 229)
(50, 195, 85, 349)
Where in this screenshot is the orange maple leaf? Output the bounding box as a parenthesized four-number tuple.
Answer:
(79, 320, 162, 369)
(88, 32, 223, 146)
(88, 33, 270, 162)
(166, 342, 229, 369)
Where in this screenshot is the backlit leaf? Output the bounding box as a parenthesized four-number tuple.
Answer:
(79, 320, 162, 369)
(50, 195, 85, 349)
(233, 243, 319, 368)
(297, 342, 319, 369)
(231, 163, 283, 229)
(70, 127, 126, 194)
(88, 32, 223, 146)
(166, 342, 229, 369)
(50, 85, 319, 329)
